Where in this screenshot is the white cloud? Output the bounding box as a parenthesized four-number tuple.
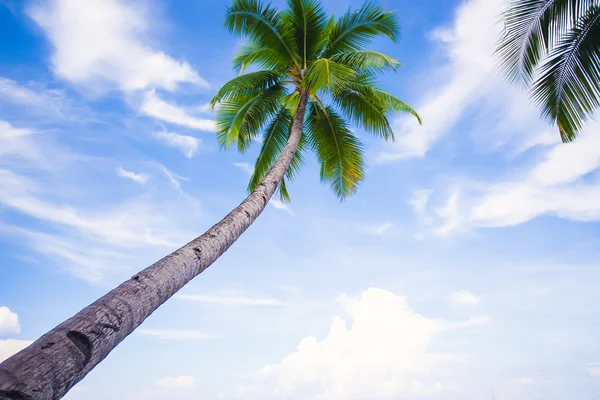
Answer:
(233, 162, 254, 176)
(153, 131, 201, 158)
(140, 90, 215, 131)
(269, 199, 294, 215)
(0, 339, 32, 363)
(156, 376, 196, 389)
(117, 167, 148, 184)
(434, 189, 462, 237)
(28, 0, 206, 92)
(0, 121, 42, 162)
(138, 329, 217, 341)
(422, 122, 600, 235)
(0, 165, 203, 283)
(518, 377, 535, 386)
(446, 291, 480, 307)
(376, 0, 546, 162)
(0, 77, 67, 113)
(588, 362, 600, 377)
(176, 294, 288, 307)
(0, 307, 21, 337)
(366, 222, 394, 236)
(0, 169, 181, 248)
(253, 288, 490, 399)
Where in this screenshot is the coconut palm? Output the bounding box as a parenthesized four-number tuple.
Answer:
(0, 1, 419, 399)
(497, 0, 600, 142)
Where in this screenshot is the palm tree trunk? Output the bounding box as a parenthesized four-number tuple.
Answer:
(0, 91, 310, 400)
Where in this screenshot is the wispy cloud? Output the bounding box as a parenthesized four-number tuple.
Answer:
(0, 78, 67, 114)
(365, 222, 395, 236)
(588, 362, 600, 377)
(269, 199, 294, 216)
(156, 376, 196, 389)
(233, 162, 254, 176)
(446, 290, 480, 307)
(141, 90, 215, 131)
(138, 329, 217, 341)
(153, 130, 201, 158)
(176, 293, 289, 307)
(376, 0, 547, 162)
(28, 0, 206, 92)
(518, 377, 535, 386)
(419, 123, 600, 236)
(117, 167, 148, 184)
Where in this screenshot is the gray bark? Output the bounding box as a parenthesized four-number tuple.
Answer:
(0, 91, 310, 400)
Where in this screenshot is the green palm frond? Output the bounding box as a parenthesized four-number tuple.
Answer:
(349, 77, 422, 124)
(225, 0, 299, 67)
(532, 5, 600, 142)
(497, 0, 599, 84)
(216, 84, 288, 152)
(497, 0, 600, 141)
(322, 1, 400, 58)
(233, 41, 290, 73)
(248, 99, 307, 202)
(333, 85, 395, 140)
(286, 0, 329, 70)
(210, 70, 282, 107)
(332, 50, 401, 73)
(303, 58, 356, 94)
(306, 103, 365, 200)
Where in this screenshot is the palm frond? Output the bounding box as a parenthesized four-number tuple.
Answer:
(332, 87, 395, 140)
(531, 5, 600, 142)
(286, 0, 329, 71)
(496, 0, 598, 84)
(322, 1, 400, 58)
(248, 98, 306, 202)
(216, 84, 288, 152)
(210, 71, 282, 108)
(350, 78, 422, 124)
(233, 41, 290, 73)
(225, 0, 299, 67)
(332, 50, 401, 73)
(302, 58, 356, 94)
(306, 102, 365, 200)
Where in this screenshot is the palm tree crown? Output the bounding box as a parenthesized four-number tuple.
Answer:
(497, 0, 600, 142)
(210, 0, 421, 200)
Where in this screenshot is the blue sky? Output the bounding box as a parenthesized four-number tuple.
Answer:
(1, 0, 600, 399)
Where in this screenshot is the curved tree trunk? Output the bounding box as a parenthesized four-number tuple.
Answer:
(0, 91, 310, 400)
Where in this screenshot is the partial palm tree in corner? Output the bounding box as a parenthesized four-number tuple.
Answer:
(0, 1, 420, 399)
(497, 0, 600, 142)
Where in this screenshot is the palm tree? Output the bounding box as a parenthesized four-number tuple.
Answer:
(0, 1, 419, 399)
(496, 0, 600, 142)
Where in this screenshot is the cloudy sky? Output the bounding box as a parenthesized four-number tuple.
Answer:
(1, 0, 600, 399)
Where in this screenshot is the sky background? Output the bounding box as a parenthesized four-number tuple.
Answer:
(1, 0, 600, 399)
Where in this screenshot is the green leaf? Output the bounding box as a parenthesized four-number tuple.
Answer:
(248, 102, 307, 202)
(322, 1, 400, 58)
(216, 84, 288, 152)
(333, 87, 395, 140)
(332, 50, 401, 73)
(210, 70, 282, 108)
(531, 5, 600, 142)
(496, 0, 597, 85)
(225, 0, 299, 67)
(303, 58, 355, 94)
(306, 103, 365, 200)
(285, 0, 329, 70)
(233, 41, 290, 73)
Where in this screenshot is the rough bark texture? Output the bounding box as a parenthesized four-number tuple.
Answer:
(0, 91, 310, 400)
